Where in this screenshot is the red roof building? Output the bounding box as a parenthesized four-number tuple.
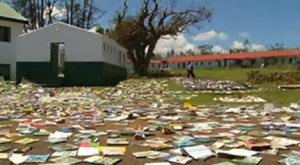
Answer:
(148, 50, 300, 70)
(167, 50, 300, 64)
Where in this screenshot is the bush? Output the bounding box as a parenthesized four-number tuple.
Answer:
(247, 70, 300, 84)
(127, 69, 184, 79)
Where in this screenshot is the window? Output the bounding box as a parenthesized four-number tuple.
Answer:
(123, 54, 126, 66)
(119, 51, 122, 66)
(0, 26, 11, 42)
(289, 58, 293, 64)
(201, 62, 204, 65)
(208, 62, 211, 65)
(58, 44, 65, 68)
(119, 52, 122, 66)
(178, 63, 180, 68)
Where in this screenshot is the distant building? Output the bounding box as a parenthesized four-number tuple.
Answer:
(0, 2, 27, 80)
(150, 50, 300, 70)
(0, 2, 127, 86)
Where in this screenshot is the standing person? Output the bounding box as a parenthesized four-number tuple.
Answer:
(187, 61, 195, 78)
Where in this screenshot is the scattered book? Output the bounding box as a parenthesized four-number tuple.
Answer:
(232, 156, 262, 165)
(133, 151, 160, 158)
(50, 143, 78, 152)
(25, 154, 50, 163)
(107, 138, 129, 145)
(167, 155, 192, 164)
(99, 146, 126, 156)
(0, 153, 8, 159)
(15, 138, 39, 145)
(217, 149, 258, 158)
(84, 156, 121, 165)
(183, 145, 214, 160)
(50, 156, 82, 165)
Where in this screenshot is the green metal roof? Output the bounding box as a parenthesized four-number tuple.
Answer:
(0, 2, 27, 23)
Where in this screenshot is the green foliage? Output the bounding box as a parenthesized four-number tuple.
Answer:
(128, 70, 184, 79)
(96, 26, 104, 34)
(198, 44, 213, 55)
(268, 42, 284, 51)
(247, 70, 300, 84)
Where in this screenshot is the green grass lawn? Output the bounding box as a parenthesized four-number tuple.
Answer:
(166, 68, 300, 106)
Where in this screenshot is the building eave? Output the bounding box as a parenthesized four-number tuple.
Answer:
(0, 16, 28, 24)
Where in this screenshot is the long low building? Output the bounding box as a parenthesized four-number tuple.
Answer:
(150, 50, 300, 70)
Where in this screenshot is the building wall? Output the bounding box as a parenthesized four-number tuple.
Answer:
(16, 23, 102, 62)
(15, 23, 127, 86)
(102, 36, 127, 68)
(169, 61, 223, 69)
(0, 20, 24, 80)
(16, 23, 127, 67)
(227, 58, 264, 68)
(264, 56, 299, 66)
(16, 62, 127, 86)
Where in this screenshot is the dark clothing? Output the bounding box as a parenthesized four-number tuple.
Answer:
(187, 70, 195, 78)
(187, 63, 195, 78)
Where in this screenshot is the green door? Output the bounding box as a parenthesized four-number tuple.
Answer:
(50, 43, 59, 77)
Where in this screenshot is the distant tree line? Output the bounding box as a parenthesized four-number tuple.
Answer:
(8, 0, 104, 31)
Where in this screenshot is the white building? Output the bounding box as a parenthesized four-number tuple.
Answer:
(0, 2, 27, 80)
(0, 2, 127, 86)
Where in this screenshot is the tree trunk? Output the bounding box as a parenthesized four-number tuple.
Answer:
(82, 0, 88, 28)
(41, 0, 44, 27)
(70, 0, 74, 25)
(87, 0, 93, 29)
(47, 1, 52, 24)
(130, 50, 151, 76)
(133, 60, 150, 76)
(29, 0, 35, 29)
(37, 0, 40, 27)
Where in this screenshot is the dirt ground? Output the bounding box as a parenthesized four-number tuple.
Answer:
(0, 116, 294, 165)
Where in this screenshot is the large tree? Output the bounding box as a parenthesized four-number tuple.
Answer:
(110, 0, 212, 75)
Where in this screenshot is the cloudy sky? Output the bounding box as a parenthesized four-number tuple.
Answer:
(94, 0, 300, 54)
